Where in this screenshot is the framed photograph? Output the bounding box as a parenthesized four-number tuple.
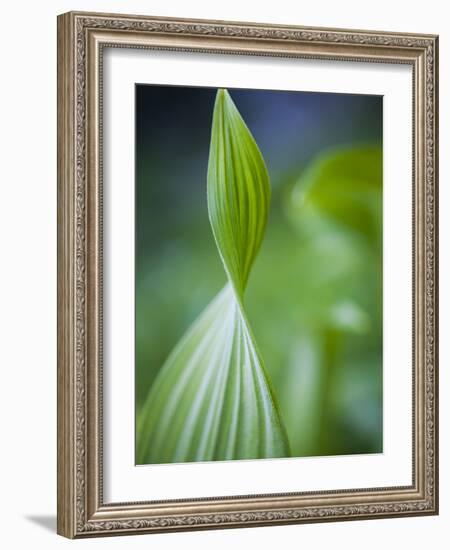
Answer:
(57, 11, 439, 538)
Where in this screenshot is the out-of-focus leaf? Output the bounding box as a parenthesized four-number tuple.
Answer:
(137, 89, 289, 464)
(328, 300, 371, 334)
(278, 146, 382, 456)
(277, 332, 323, 456)
(291, 146, 382, 246)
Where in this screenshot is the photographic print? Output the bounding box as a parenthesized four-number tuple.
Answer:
(135, 85, 383, 465)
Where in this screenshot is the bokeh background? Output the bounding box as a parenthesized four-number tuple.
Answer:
(136, 85, 383, 459)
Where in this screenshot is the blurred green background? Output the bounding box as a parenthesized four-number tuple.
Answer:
(136, 85, 383, 458)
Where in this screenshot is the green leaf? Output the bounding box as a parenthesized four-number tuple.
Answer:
(291, 146, 382, 246)
(207, 89, 271, 296)
(137, 89, 290, 464)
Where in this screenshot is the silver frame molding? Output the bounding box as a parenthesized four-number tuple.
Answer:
(57, 11, 439, 538)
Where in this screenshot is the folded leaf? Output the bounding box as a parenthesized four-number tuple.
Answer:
(137, 89, 290, 464)
(207, 89, 271, 295)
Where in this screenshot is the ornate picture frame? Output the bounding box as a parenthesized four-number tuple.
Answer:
(57, 11, 438, 538)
